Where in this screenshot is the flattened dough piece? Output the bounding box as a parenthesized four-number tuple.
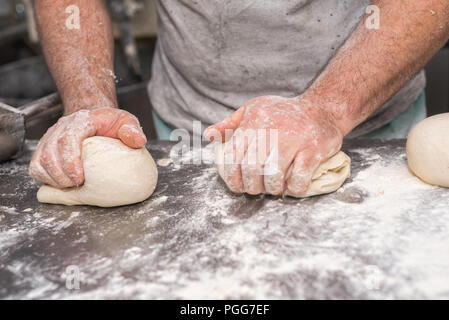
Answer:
(286, 151, 351, 198)
(215, 143, 351, 198)
(37, 136, 158, 207)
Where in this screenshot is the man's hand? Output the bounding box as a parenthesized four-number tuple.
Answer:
(31, 1, 150, 189)
(29, 108, 147, 188)
(204, 96, 344, 196)
(204, 0, 449, 197)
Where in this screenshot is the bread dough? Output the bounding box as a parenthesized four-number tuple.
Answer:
(37, 136, 158, 207)
(406, 113, 449, 187)
(215, 143, 351, 198)
(286, 151, 351, 197)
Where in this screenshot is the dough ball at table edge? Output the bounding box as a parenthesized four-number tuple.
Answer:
(406, 113, 449, 188)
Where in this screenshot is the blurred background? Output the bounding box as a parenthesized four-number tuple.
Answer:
(0, 0, 158, 139)
(0, 0, 447, 140)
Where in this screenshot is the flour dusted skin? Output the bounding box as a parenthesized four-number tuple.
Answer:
(215, 143, 351, 198)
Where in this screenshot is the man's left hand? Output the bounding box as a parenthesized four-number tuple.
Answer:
(204, 95, 344, 196)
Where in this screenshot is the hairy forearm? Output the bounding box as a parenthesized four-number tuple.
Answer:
(303, 0, 449, 136)
(35, 0, 117, 114)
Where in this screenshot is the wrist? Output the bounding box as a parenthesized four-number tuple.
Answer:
(296, 89, 358, 137)
(63, 96, 118, 115)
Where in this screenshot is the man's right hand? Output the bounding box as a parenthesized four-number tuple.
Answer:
(29, 107, 147, 188)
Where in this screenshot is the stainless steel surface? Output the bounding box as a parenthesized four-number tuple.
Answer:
(1, 139, 449, 299)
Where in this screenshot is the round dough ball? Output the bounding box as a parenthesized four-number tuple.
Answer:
(215, 143, 351, 198)
(407, 113, 449, 187)
(37, 136, 158, 207)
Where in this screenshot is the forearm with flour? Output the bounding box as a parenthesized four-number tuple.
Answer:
(302, 0, 449, 136)
(35, 0, 117, 114)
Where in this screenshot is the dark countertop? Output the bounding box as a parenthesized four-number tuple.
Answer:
(1, 139, 448, 299)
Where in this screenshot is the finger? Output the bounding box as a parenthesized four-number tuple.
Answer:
(92, 108, 147, 148)
(29, 144, 59, 187)
(51, 111, 97, 186)
(203, 96, 289, 142)
(38, 118, 83, 188)
(29, 125, 60, 186)
(58, 131, 87, 186)
(263, 141, 298, 196)
(222, 129, 251, 193)
(241, 132, 270, 195)
(286, 148, 323, 196)
(40, 139, 75, 188)
(117, 123, 147, 148)
(204, 106, 246, 142)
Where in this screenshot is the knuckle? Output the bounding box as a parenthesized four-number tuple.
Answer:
(264, 174, 284, 195)
(247, 106, 263, 118)
(57, 135, 68, 146)
(40, 151, 60, 176)
(63, 160, 83, 181)
(287, 174, 310, 194)
(61, 160, 75, 175)
(40, 150, 53, 166)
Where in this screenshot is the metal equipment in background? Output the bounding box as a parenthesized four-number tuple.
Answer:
(0, 0, 157, 144)
(0, 0, 38, 51)
(0, 92, 61, 162)
(0, 0, 447, 163)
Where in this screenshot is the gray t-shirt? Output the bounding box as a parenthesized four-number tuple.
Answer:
(148, 0, 425, 137)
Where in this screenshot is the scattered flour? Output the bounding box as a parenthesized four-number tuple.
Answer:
(2, 142, 449, 299)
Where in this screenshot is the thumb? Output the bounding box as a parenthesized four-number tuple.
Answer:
(204, 106, 246, 142)
(90, 108, 148, 148)
(117, 123, 147, 149)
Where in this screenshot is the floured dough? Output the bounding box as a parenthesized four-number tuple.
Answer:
(286, 151, 351, 197)
(37, 136, 158, 207)
(407, 113, 449, 187)
(215, 143, 351, 198)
